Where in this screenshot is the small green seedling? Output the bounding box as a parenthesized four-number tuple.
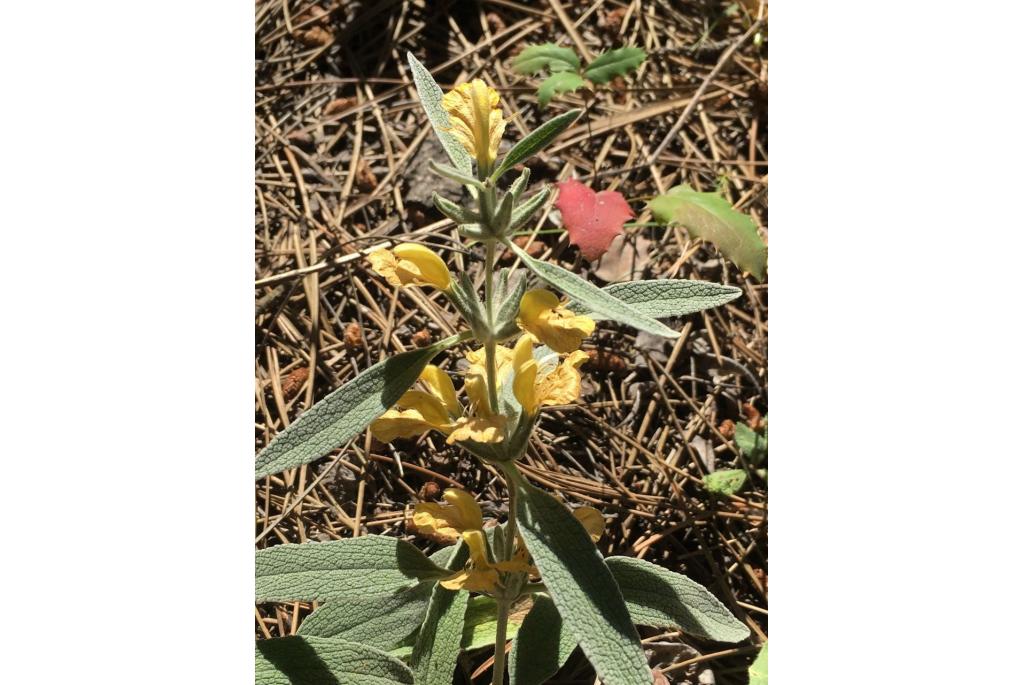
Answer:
(511, 43, 647, 107)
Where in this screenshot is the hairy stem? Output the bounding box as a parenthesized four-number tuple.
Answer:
(491, 599, 510, 685)
(483, 239, 500, 414)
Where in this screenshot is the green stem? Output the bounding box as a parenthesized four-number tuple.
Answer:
(491, 599, 510, 685)
(504, 478, 518, 560)
(483, 239, 500, 414)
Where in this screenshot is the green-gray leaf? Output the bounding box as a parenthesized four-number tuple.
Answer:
(507, 469, 651, 685)
(649, 185, 767, 281)
(509, 594, 577, 685)
(537, 72, 585, 107)
(702, 469, 748, 496)
(505, 240, 680, 339)
(512, 43, 581, 74)
(493, 109, 581, 180)
(407, 53, 473, 175)
(256, 636, 413, 685)
(255, 336, 460, 479)
(256, 535, 445, 602)
(749, 642, 768, 685)
(734, 423, 767, 465)
(583, 46, 647, 84)
(606, 556, 750, 642)
(461, 596, 524, 652)
(570, 279, 742, 319)
(297, 583, 432, 648)
(411, 542, 470, 685)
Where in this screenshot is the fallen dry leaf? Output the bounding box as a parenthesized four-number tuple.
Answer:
(411, 328, 433, 347)
(555, 179, 634, 261)
(592, 232, 650, 283)
(343, 322, 362, 349)
(294, 25, 333, 47)
(355, 158, 377, 191)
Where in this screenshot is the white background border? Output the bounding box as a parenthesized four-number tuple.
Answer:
(1, 2, 1022, 683)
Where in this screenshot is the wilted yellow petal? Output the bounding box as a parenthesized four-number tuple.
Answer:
(447, 415, 506, 444)
(367, 243, 451, 290)
(411, 502, 462, 543)
(516, 289, 596, 354)
(573, 506, 605, 542)
(441, 79, 506, 168)
(420, 365, 460, 416)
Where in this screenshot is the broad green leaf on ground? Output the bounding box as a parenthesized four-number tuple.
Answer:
(505, 240, 680, 339)
(297, 582, 432, 647)
(509, 594, 578, 685)
(512, 43, 580, 74)
(411, 542, 470, 685)
(255, 335, 462, 478)
(256, 636, 413, 685)
(570, 279, 742, 319)
(537, 72, 585, 107)
(256, 536, 446, 602)
(493, 109, 582, 179)
(461, 595, 525, 652)
(605, 557, 750, 642)
(749, 642, 768, 685)
(648, 185, 767, 280)
(583, 46, 647, 84)
(507, 468, 651, 685)
(734, 423, 767, 465)
(406, 53, 473, 174)
(702, 469, 748, 496)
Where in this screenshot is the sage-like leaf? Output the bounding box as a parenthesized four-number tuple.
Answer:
(606, 556, 750, 642)
(537, 72, 585, 107)
(506, 240, 680, 339)
(255, 335, 463, 479)
(570, 279, 742, 319)
(256, 535, 446, 602)
(507, 469, 651, 685)
(461, 596, 525, 652)
(493, 109, 582, 179)
(749, 642, 768, 685)
(583, 46, 647, 84)
(702, 469, 748, 497)
(648, 184, 767, 280)
(255, 636, 413, 685)
(433, 192, 481, 224)
(428, 160, 484, 190)
(411, 542, 469, 685)
(508, 186, 551, 233)
(407, 53, 473, 175)
(511, 43, 580, 74)
(297, 582, 432, 647)
(509, 594, 577, 685)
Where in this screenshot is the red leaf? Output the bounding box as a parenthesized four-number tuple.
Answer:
(555, 179, 634, 260)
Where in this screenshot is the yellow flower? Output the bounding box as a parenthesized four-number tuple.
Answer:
(517, 289, 596, 354)
(440, 529, 533, 593)
(367, 243, 451, 290)
(513, 339, 589, 415)
(370, 389, 455, 442)
(370, 366, 460, 442)
(447, 415, 507, 444)
(463, 345, 514, 417)
(441, 79, 506, 169)
(412, 488, 484, 544)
